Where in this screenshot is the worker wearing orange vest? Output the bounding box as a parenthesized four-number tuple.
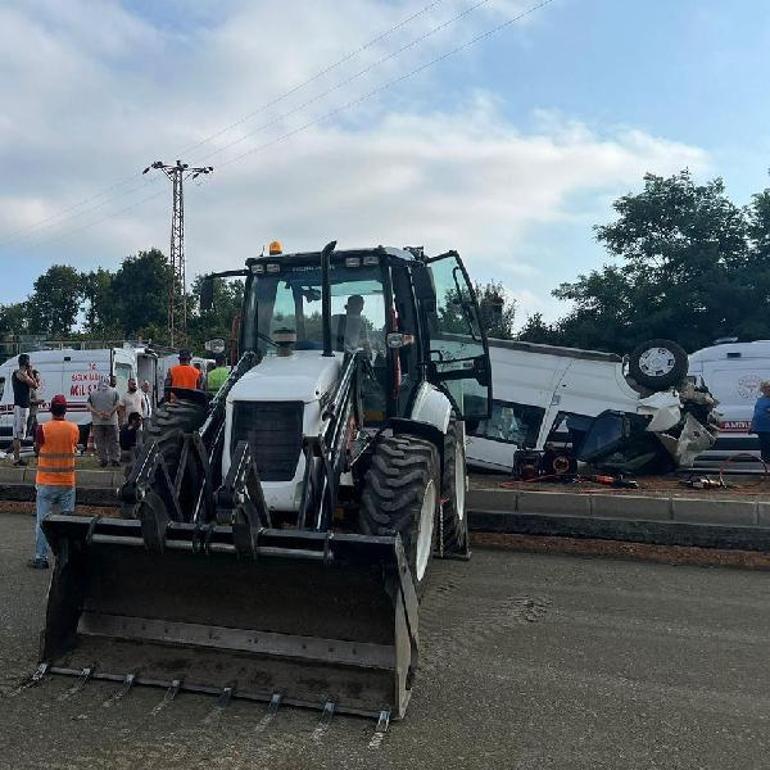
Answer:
(165, 349, 203, 399)
(29, 394, 80, 570)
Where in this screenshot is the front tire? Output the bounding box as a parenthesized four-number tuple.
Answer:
(359, 434, 440, 593)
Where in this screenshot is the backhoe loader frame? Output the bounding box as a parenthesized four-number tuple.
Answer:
(36, 241, 491, 720)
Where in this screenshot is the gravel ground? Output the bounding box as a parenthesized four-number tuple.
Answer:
(2, 513, 770, 769)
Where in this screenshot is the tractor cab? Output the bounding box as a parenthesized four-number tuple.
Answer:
(238, 246, 491, 426)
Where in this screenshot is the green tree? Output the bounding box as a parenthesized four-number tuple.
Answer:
(81, 268, 119, 335)
(111, 249, 175, 340)
(187, 276, 244, 351)
(477, 281, 516, 339)
(548, 170, 764, 352)
(27, 265, 83, 336)
(0, 303, 29, 337)
(517, 312, 562, 345)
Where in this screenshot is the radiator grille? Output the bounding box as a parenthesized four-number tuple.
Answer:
(231, 401, 303, 481)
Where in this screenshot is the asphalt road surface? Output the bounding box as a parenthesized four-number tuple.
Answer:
(2, 512, 770, 769)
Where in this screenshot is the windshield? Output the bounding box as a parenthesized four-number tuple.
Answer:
(249, 263, 386, 355)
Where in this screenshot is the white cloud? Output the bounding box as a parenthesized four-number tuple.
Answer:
(0, 0, 709, 322)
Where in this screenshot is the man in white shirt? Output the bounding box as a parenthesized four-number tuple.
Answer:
(141, 380, 153, 419)
(119, 378, 144, 425)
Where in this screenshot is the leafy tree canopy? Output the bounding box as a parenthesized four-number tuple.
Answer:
(521, 170, 770, 352)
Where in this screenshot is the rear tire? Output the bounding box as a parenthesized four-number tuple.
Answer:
(359, 434, 439, 593)
(441, 419, 468, 555)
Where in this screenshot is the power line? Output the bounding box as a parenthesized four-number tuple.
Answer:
(1, 0, 461, 249)
(217, 0, 556, 170)
(10, 0, 555, 255)
(0, 0, 446, 248)
(178, 0, 447, 159)
(188, 0, 493, 167)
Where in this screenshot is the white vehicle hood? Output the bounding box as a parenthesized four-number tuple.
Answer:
(228, 350, 341, 404)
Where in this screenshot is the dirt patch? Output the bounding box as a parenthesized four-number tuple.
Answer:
(472, 531, 770, 570)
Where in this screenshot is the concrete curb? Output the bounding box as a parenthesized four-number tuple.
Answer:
(0, 483, 119, 507)
(468, 488, 763, 527)
(0, 467, 122, 487)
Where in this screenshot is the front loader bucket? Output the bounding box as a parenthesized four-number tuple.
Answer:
(39, 516, 419, 720)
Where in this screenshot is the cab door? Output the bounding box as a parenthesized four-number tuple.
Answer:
(423, 252, 492, 423)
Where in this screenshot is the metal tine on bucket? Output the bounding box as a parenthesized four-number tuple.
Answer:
(102, 673, 136, 708)
(150, 679, 182, 716)
(368, 709, 391, 750)
(203, 685, 235, 724)
(57, 667, 92, 701)
(311, 701, 335, 743)
(9, 663, 49, 697)
(253, 693, 283, 736)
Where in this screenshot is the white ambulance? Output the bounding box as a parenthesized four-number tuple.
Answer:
(0, 346, 160, 446)
(688, 339, 770, 463)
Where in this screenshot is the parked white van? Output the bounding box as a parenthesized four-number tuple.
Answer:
(689, 339, 770, 461)
(467, 338, 715, 474)
(0, 346, 160, 445)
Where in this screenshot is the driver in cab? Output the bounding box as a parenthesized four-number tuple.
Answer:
(331, 295, 371, 354)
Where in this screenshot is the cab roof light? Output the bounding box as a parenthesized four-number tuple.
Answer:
(345, 257, 361, 267)
(362, 255, 379, 266)
(266, 263, 281, 273)
(250, 263, 264, 274)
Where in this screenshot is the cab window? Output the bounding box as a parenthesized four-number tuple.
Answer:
(470, 399, 544, 447)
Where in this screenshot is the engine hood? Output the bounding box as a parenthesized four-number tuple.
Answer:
(228, 350, 341, 404)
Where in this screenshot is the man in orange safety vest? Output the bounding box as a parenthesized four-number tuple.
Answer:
(29, 394, 80, 570)
(164, 349, 204, 400)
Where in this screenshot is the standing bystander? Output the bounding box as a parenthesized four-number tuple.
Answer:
(26, 369, 42, 438)
(87, 377, 120, 467)
(29, 394, 79, 569)
(751, 381, 770, 463)
(12, 354, 37, 466)
(206, 353, 230, 394)
(165, 349, 204, 398)
(141, 380, 153, 419)
(119, 378, 144, 425)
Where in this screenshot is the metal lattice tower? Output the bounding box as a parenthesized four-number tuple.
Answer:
(143, 160, 213, 345)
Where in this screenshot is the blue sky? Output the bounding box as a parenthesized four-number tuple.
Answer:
(1, 0, 768, 324)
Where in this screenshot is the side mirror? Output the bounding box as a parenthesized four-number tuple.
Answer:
(200, 276, 214, 311)
(412, 263, 436, 313)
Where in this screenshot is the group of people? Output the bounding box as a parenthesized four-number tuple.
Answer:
(24, 349, 231, 569)
(87, 375, 152, 466)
